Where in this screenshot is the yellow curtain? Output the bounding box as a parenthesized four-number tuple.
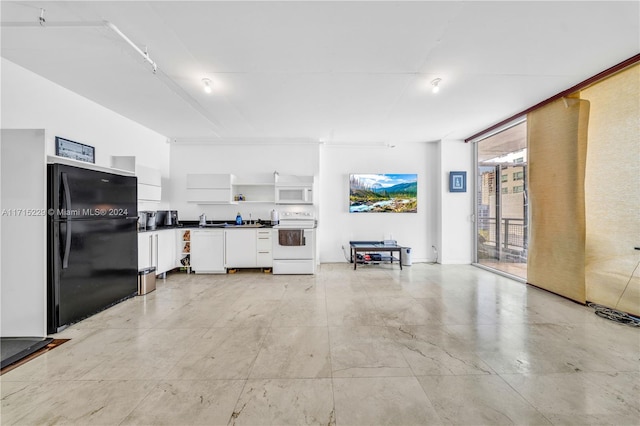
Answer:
(581, 65, 640, 315)
(527, 97, 590, 303)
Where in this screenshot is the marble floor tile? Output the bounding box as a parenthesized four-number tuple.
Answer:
(120, 379, 245, 426)
(153, 299, 230, 329)
(3, 263, 637, 425)
(371, 297, 440, 326)
(502, 372, 640, 425)
(79, 349, 184, 381)
(236, 278, 289, 300)
(229, 378, 335, 426)
(325, 296, 386, 326)
(0, 379, 156, 425)
(74, 296, 186, 329)
(165, 326, 269, 380)
(1, 344, 110, 382)
(333, 376, 441, 425)
(53, 327, 151, 356)
(282, 279, 326, 299)
(400, 280, 448, 298)
(212, 299, 282, 327)
(417, 375, 551, 425)
(271, 298, 328, 326)
(478, 341, 639, 375)
(324, 281, 368, 298)
(362, 281, 413, 298)
(329, 326, 413, 377)
(249, 327, 331, 379)
(389, 326, 495, 376)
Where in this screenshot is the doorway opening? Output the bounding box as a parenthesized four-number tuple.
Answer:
(475, 120, 528, 279)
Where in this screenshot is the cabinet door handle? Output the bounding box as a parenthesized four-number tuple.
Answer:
(155, 234, 159, 269)
(149, 235, 153, 266)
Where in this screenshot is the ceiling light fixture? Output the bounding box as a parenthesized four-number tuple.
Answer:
(431, 78, 442, 94)
(202, 78, 212, 94)
(104, 22, 157, 74)
(8, 12, 220, 135)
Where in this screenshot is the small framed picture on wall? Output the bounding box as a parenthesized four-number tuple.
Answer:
(449, 171, 466, 192)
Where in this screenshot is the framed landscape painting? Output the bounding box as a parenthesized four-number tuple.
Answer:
(349, 173, 417, 213)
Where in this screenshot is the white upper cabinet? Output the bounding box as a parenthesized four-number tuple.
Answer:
(275, 174, 314, 187)
(232, 173, 276, 204)
(184, 172, 314, 205)
(187, 174, 233, 188)
(186, 173, 234, 204)
(111, 156, 161, 202)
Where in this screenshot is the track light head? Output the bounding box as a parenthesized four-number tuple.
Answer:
(431, 78, 442, 94)
(202, 78, 212, 94)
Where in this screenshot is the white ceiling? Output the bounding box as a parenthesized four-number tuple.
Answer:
(1, 1, 638, 144)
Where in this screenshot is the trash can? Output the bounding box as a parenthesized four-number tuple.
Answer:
(401, 247, 412, 266)
(138, 267, 156, 295)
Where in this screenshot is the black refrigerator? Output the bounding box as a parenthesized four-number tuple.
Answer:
(47, 163, 138, 334)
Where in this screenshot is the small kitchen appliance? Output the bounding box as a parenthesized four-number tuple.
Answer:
(166, 210, 178, 226)
(270, 209, 279, 226)
(155, 210, 168, 227)
(138, 211, 148, 231)
(144, 211, 157, 230)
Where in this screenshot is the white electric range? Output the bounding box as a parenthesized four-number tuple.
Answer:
(272, 211, 316, 274)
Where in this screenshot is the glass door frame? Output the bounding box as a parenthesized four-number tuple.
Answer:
(471, 117, 528, 283)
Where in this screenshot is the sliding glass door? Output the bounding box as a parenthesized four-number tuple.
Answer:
(475, 120, 528, 279)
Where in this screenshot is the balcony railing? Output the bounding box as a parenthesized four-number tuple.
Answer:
(478, 217, 527, 261)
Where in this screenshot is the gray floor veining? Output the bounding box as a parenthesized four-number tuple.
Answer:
(1, 263, 639, 425)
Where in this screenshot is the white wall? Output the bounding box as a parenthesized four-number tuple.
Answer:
(1, 130, 47, 337)
(319, 143, 438, 263)
(0, 58, 171, 209)
(1, 58, 171, 337)
(437, 139, 474, 264)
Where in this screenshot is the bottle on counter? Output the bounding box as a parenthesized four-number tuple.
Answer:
(235, 212, 243, 225)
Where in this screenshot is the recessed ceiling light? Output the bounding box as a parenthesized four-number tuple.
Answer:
(431, 78, 442, 94)
(202, 78, 212, 94)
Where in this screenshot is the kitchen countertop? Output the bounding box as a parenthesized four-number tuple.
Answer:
(138, 226, 181, 233)
(138, 221, 275, 233)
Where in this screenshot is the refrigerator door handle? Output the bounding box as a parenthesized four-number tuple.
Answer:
(61, 172, 71, 216)
(61, 221, 71, 269)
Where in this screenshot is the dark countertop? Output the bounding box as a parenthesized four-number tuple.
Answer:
(138, 226, 181, 233)
(139, 220, 274, 233)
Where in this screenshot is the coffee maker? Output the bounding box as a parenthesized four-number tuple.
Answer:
(166, 210, 178, 226)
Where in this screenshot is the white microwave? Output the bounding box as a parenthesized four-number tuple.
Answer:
(275, 185, 313, 204)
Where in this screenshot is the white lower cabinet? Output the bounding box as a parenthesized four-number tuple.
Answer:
(138, 229, 177, 275)
(138, 232, 152, 270)
(156, 229, 177, 275)
(190, 229, 225, 273)
(225, 228, 273, 268)
(225, 229, 256, 268)
(256, 229, 273, 267)
(186, 228, 273, 273)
